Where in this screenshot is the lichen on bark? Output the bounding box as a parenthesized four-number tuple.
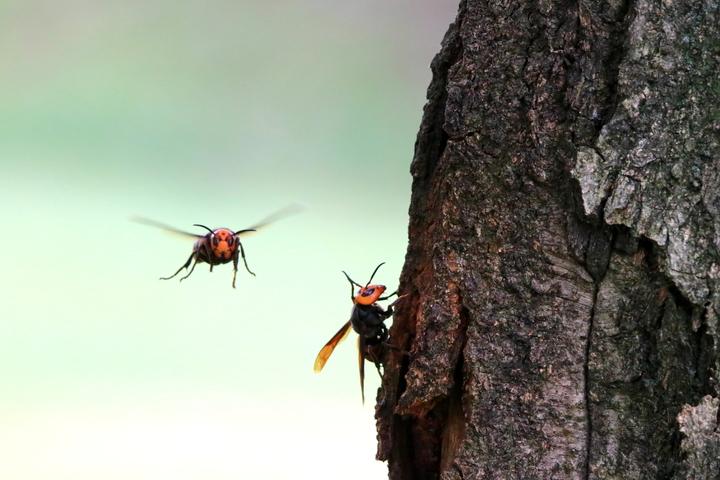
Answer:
(675, 395, 720, 480)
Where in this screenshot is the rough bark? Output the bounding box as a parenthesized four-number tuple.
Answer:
(376, 1, 719, 479)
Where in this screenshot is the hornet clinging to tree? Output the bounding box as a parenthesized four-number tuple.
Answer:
(314, 262, 405, 402)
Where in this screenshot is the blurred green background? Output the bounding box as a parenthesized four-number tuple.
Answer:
(0, 1, 456, 478)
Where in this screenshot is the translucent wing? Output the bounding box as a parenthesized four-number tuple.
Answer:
(235, 204, 303, 237)
(358, 336, 366, 404)
(313, 321, 352, 373)
(131, 216, 202, 239)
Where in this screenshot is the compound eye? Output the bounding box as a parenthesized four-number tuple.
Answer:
(211, 236, 219, 246)
(227, 236, 234, 245)
(362, 288, 375, 297)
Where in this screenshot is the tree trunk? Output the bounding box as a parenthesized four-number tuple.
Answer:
(376, 1, 720, 479)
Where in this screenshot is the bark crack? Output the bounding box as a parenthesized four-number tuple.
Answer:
(439, 304, 469, 476)
(584, 281, 600, 480)
(598, 0, 636, 130)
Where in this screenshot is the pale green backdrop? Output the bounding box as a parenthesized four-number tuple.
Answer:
(0, 1, 456, 478)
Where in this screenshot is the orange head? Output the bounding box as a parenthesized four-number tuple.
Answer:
(194, 224, 238, 260)
(354, 284, 386, 305)
(343, 262, 390, 305)
(210, 228, 237, 259)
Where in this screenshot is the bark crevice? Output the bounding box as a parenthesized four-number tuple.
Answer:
(584, 279, 600, 480)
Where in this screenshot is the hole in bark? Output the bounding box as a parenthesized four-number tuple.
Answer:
(387, 301, 470, 480)
(439, 352, 466, 476)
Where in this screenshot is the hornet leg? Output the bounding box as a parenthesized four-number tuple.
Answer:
(160, 252, 195, 281)
(179, 257, 199, 282)
(383, 294, 409, 317)
(202, 243, 213, 272)
(238, 241, 256, 276)
(387, 343, 411, 357)
(232, 251, 239, 289)
(378, 290, 398, 301)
